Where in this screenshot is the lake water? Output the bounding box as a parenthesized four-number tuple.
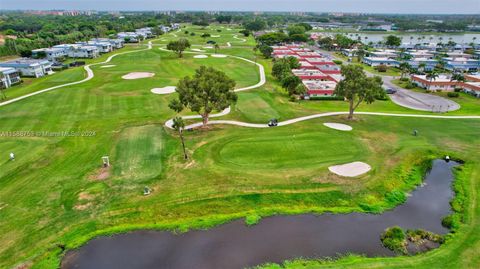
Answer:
(62, 159, 457, 269)
(342, 33, 479, 44)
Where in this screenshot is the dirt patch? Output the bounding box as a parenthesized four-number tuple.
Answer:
(89, 166, 111, 181)
(74, 202, 92, 211)
(78, 192, 94, 201)
(13, 261, 32, 269)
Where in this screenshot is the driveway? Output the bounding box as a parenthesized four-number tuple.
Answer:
(383, 76, 460, 112)
(317, 49, 460, 112)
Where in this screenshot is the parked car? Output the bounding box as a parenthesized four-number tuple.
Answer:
(268, 118, 278, 127)
(385, 88, 397, 94)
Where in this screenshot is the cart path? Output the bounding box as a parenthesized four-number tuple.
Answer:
(0, 41, 153, 107)
(166, 110, 480, 129)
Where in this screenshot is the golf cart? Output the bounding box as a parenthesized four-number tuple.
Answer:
(268, 118, 278, 127)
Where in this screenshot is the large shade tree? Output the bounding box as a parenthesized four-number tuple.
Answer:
(334, 65, 384, 120)
(169, 66, 237, 127)
(166, 38, 191, 58)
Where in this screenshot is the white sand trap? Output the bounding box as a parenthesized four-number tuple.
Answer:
(329, 162, 371, 177)
(203, 46, 214, 49)
(122, 72, 155, 80)
(191, 49, 205, 52)
(100, 65, 116, 68)
(194, 55, 208, 59)
(151, 86, 176, 94)
(212, 54, 227, 58)
(323, 122, 353, 131)
(211, 35, 220, 37)
(227, 28, 232, 31)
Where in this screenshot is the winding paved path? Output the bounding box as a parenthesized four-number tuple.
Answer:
(0, 42, 153, 107)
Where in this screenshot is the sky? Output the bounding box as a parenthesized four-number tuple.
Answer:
(0, 0, 479, 14)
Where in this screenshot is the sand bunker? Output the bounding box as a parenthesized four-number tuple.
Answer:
(151, 86, 176, 94)
(122, 72, 155, 80)
(100, 65, 116, 68)
(211, 35, 220, 37)
(212, 54, 227, 58)
(194, 55, 208, 59)
(323, 122, 353, 131)
(328, 162, 371, 177)
(191, 49, 205, 52)
(203, 46, 214, 49)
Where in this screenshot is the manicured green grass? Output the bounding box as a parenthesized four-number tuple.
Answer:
(0, 30, 480, 269)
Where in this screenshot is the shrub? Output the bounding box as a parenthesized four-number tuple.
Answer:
(201, 33, 211, 38)
(447, 92, 459, 98)
(332, 59, 342, 65)
(454, 87, 462, 92)
(190, 32, 195, 36)
(184, 31, 189, 34)
(405, 82, 415, 89)
(217, 29, 222, 32)
(376, 64, 388, 72)
(245, 214, 261, 226)
(381, 226, 407, 254)
(400, 77, 410, 82)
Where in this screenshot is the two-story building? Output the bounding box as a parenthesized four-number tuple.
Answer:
(0, 67, 21, 88)
(31, 47, 67, 61)
(53, 44, 100, 58)
(0, 58, 52, 78)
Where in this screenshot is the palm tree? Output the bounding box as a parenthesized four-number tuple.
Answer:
(399, 62, 411, 79)
(356, 48, 365, 62)
(214, 44, 220, 54)
(473, 37, 477, 45)
(426, 71, 439, 91)
(172, 117, 188, 160)
(451, 73, 465, 82)
(418, 62, 427, 73)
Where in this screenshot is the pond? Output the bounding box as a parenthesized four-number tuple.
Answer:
(62, 159, 457, 269)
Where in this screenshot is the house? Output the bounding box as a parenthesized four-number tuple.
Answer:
(464, 73, 480, 82)
(135, 27, 154, 39)
(446, 52, 472, 59)
(363, 57, 399, 67)
(296, 51, 322, 58)
(403, 50, 434, 59)
(341, 48, 358, 57)
(91, 38, 124, 49)
(443, 57, 480, 72)
(411, 74, 459, 92)
(0, 67, 21, 88)
(117, 32, 142, 42)
(462, 82, 480, 98)
(407, 58, 438, 71)
(292, 69, 332, 81)
(77, 41, 113, 53)
(369, 49, 397, 58)
(53, 44, 100, 58)
(0, 58, 52, 78)
(299, 60, 315, 69)
(31, 47, 66, 61)
(302, 80, 338, 99)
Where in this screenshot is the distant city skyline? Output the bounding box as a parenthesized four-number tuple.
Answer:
(1, 0, 479, 14)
